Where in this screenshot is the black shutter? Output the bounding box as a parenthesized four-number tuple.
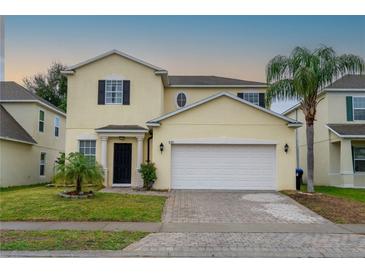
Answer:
(237, 93, 243, 99)
(123, 80, 130, 105)
(259, 93, 265, 108)
(98, 80, 105, 105)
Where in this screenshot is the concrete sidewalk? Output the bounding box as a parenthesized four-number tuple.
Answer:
(1, 221, 364, 234)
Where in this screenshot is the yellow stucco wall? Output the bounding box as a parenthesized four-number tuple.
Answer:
(66, 53, 164, 132)
(328, 92, 365, 124)
(65, 54, 164, 171)
(152, 96, 297, 190)
(0, 103, 66, 186)
(164, 87, 267, 113)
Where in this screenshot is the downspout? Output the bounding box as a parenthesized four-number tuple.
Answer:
(147, 132, 153, 163)
(295, 109, 300, 168)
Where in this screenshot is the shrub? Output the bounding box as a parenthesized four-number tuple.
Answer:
(138, 162, 157, 190)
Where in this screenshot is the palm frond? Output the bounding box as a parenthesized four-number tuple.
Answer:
(266, 79, 296, 104)
(266, 55, 291, 83)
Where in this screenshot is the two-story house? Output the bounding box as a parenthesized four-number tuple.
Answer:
(0, 81, 66, 186)
(62, 50, 301, 191)
(284, 75, 365, 188)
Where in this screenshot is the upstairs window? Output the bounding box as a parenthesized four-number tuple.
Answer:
(353, 147, 365, 172)
(79, 140, 96, 164)
(105, 80, 123, 104)
(353, 97, 365, 121)
(176, 92, 187, 108)
(239, 93, 259, 106)
(40, 152, 46, 176)
(39, 110, 45, 132)
(54, 116, 60, 137)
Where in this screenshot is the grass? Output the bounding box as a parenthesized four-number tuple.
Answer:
(0, 185, 166, 222)
(300, 185, 365, 203)
(0, 230, 147, 250)
(283, 185, 365, 224)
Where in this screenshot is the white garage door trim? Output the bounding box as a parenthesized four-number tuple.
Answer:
(171, 144, 277, 190)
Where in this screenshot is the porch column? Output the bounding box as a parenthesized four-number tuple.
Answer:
(100, 136, 108, 186)
(340, 139, 354, 187)
(133, 136, 144, 189)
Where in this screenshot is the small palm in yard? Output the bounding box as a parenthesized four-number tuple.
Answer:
(266, 46, 364, 192)
(54, 152, 104, 196)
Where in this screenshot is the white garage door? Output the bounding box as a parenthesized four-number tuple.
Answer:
(171, 144, 276, 190)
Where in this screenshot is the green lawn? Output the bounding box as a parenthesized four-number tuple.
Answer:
(301, 185, 365, 203)
(0, 185, 166, 222)
(0, 230, 147, 250)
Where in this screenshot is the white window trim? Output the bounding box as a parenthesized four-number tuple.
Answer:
(79, 140, 97, 162)
(240, 92, 260, 106)
(54, 116, 60, 137)
(353, 146, 365, 173)
(353, 96, 365, 121)
(105, 80, 124, 105)
(39, 110, 45, 133)
(175, 91, 188, 108)
(40, 152, 46, 177)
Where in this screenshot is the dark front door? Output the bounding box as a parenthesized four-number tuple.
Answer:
(113, 143, 132, 185)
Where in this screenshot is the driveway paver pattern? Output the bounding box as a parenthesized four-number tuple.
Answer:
(163, 191, 328, 224)
(123, 232, 365, 257)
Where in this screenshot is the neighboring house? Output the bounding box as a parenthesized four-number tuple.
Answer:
(62, 49, 301, 191)
(284, 75, 365, 188)
(0, 82, 66, 186)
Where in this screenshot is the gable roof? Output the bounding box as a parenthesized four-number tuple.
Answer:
(0, 105, 37, 144)
(62, 49, 167, 73)
(168, 76, 266, 87)
(326, 123, 365, 138)
(0, 81, 66, 116)
(147, 92, 301, 127)
(282, 74, 365, 115)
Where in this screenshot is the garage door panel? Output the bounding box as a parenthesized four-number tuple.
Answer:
(171, 144, 276, 190)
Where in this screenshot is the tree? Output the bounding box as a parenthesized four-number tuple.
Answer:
(54, 152, 104, 194)
(24, 62, 68, 111)
(266, 46, 364, 192)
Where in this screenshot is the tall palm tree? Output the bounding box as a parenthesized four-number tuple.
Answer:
(266, 46, 364, 192)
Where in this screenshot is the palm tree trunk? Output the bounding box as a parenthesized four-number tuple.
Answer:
(306, 122, 315, 192)
(76, 176, 82, 194)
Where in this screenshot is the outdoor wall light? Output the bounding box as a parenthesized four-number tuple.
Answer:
(284, 143, 289, 153)
(160, 142, 164, 153)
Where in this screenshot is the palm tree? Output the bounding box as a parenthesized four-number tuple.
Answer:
(266, 46, 364, 192)
(55, 152, 104, 194)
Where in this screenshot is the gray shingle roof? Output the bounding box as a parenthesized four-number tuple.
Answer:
(326, 75, 365, 89)
(327, 124, 365, 137)
(0, 81, 66, 115)
(0, 105, 37, 144)
(95, 125, 148, 131)
(168, 76, 266, 86)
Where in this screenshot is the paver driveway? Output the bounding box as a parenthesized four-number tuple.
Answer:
(124, 232, 365, 257)
(163, 190, 328, 224)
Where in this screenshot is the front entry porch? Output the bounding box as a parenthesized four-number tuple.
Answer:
(329, 138, 365, 188)
(95, 125, 149, 189)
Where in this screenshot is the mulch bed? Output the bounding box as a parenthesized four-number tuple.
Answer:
(284, 191, 365, 224)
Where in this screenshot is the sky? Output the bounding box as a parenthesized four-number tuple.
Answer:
(4, 16, 365, 112)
